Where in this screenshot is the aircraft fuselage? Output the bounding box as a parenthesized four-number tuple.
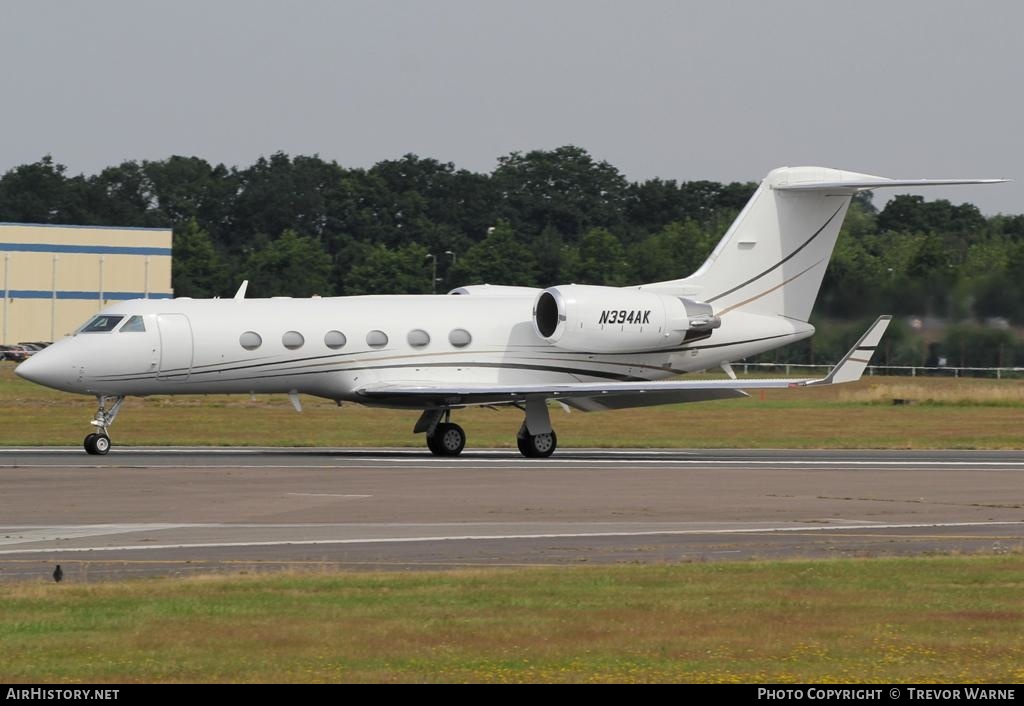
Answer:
(20, 293, 812, 404)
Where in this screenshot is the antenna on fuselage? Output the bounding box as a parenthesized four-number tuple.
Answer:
(233, 280, 249, 300)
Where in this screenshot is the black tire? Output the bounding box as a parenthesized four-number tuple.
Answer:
(91, 434, 111, 455)
(427, 422, 466, 456)
(516, 433, 532, 457)
(83, 433, 98, 454)
(516, 430, 557, 458)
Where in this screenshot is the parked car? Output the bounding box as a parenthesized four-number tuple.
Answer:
(1, 345, 31, 362)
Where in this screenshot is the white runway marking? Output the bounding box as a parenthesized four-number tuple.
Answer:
(2, 447, 1023, 469)
(0, 520, 1018, 556)
(285, 493, 373, 498)
(5, 459, 1024, 470)
(0, 523, 186, 546)
(1, 447, 698, 456)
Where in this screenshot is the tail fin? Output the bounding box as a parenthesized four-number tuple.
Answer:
(641, 167, 1006, 322)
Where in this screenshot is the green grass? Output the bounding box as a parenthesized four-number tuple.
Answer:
(3, 556, 1024, 683)
(6, 360, 1024, 448)
(5, 361, 1024, 448)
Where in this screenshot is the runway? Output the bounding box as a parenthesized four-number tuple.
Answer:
(2, 447, 1023, 582)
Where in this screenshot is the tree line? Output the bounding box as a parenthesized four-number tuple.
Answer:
(2, 147, 1022, 367)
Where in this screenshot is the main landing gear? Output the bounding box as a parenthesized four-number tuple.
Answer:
(83, 395, 124, 455)
(517, 425, 557, 458)
(416, 397, 559, 459)
(419, 408, 467, 457)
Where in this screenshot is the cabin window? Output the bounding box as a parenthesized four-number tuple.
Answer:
(324, 330, 347, 349)
(282, 331, 305, 350)
(366, 330, 388, 348)
(80, 315, 124, 333)
(239, 331, 262, 350)
(448, 328, 472, 347)
(407, 329, 430, 347)
(119, 315, 146, 333)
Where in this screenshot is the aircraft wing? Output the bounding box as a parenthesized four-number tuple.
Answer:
(355, 316, 892, 411)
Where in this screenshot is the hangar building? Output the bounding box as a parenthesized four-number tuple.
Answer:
(0, 223, 173, 345)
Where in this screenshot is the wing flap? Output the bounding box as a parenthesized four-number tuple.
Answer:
(562, 388, 748, 411)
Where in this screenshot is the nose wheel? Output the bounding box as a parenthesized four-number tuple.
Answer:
(84, 433, 111, 455)
(83, 395, 124, 455)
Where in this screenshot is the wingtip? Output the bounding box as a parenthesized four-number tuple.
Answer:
(812, 315, 893, 386)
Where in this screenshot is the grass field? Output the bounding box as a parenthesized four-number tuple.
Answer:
(5, 362, 1024, 684)
(3, 362, 1024, 448)
(2, 557, 1023, 683)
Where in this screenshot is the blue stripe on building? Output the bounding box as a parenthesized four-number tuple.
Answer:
(6, 290, 173, 300)
(0, 243, 172, 256)
(0, 222, 171, 233)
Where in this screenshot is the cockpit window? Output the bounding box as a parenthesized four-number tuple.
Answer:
(119, 315, 146, 333)
(80, 315, 124, 333)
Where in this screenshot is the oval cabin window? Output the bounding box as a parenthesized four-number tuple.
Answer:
(448, 328, 472, 348)
(366, 330, 389, 348)
(239, 331, 262, 350)
(282, 331, 304, 349)
(324, 330, 347, 349)
(407, 329, 430, 347)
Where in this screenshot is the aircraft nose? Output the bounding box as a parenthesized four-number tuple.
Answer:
(15, 347, 73, 391)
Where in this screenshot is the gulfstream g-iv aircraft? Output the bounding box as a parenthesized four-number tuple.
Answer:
(15, 167, 1006, 457)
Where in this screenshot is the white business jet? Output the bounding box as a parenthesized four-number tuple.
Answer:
(15, 167, 1005, 457)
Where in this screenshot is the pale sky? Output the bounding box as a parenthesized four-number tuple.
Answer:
(1, 0, 1021, 214)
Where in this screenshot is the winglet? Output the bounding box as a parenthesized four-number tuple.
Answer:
(234, 280, 249, 300)
(809, 315, 892, 386)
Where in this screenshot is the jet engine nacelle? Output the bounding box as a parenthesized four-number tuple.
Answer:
(532, 284, 720, 353)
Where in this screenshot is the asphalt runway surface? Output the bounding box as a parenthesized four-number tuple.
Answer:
(2, 447, 1023, 582)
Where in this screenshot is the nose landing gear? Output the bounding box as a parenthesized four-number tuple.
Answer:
(84, 395, 124, 455)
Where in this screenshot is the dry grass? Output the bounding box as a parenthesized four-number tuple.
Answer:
(4, 362, 1024, 448)
(839, 378, 1024, 406)
(2, 557, 1024, 683)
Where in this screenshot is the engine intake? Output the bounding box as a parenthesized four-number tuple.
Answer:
(533, 285, 719, 354)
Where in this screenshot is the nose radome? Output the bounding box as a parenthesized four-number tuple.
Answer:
(15, 347, 71, 391)
(14, 354, 43, 383)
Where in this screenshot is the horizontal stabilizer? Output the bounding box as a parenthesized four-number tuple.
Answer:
(776, 177, 1008, 192)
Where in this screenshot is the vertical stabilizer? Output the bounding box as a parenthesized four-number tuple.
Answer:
(640, 167, 1005, 322)
(642, 167, 860, 322)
